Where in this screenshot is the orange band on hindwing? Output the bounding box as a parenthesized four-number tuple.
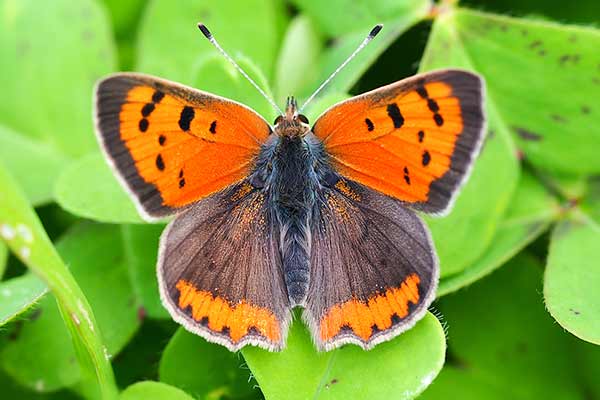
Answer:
(176, 280, 281, 343)
(319, 274, 421, 342)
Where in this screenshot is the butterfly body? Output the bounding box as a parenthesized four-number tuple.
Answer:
(94, 68, 485, 352)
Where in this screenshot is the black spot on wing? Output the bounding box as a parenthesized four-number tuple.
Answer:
(139, 118, 149, 132)
(418, 130, 425, 143)
(386, 103, 404, 128)
(365, 118, 374, 131)
(158, 135, 166, 145)
(152, 90, 165, 103)
(156, 154, 165, 171)
(141, 103, 155, 117)
(209, 120, 217, 134)
(403, 167, 411, 185)
(422, 150, 431, 166)
(179, 106, 195, 131)
(433, 113, 444, 126)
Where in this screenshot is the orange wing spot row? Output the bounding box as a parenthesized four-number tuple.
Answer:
(319, 274, 421, 342)
(176, 280, 280, 343)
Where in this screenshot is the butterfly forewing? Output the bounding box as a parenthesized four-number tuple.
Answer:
(94, 73, 272, 220)
(312, 69, 485, 215)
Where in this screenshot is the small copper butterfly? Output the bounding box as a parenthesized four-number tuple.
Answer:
(94, 24, 485, 351)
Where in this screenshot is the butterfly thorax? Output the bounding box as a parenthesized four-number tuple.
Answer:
(268, 131, 318, 306)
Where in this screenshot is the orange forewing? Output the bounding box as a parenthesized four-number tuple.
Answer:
(95, 73, 271, 218)
(313, 70, 483, 213)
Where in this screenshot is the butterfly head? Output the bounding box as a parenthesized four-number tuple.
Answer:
(273, 96, 310, 138)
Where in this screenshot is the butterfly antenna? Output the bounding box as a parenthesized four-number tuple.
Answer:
(198, 23, 284, 116)
(299, 24, 383, 113)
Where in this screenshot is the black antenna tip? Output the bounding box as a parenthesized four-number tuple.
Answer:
(197, 23, 212, 39)
(369, 24, 383, 38)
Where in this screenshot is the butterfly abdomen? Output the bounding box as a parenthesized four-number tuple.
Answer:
(271, 136, 316, 305)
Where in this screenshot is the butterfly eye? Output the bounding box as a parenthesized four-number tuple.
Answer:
(297, 114, 309, 124)
(273, 115, 284, 125)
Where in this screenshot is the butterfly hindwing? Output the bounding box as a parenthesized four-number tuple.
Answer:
(158, 180, 291, 351)
(304, 176, 438, 350)
(95, 72, 271, 220)
(312, 69, 485, 215)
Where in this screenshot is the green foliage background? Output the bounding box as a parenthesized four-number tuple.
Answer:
(0, 0, 599, 399)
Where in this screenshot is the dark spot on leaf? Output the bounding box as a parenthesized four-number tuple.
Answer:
(137, 307, 146, 321)
(521, 29, 528, 36)
(529, 40, 542, 49)
(581, 106, 591, 114)
(551, 114, 567, 123)
(29, 308, 43, 321)
(500, 24, 508, 32)
(569, 308, 581, 315)
(514, 127, 542, 141)
(538, 50, 546, 56)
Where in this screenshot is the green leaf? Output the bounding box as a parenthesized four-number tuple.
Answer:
(574, 339, 600, 398)
(191, 54, 278, 121)
(0, 0, 116, 157)
(0, 368, 81, 400)
(0, 125, 67, 206)
(434, 9, 600, 174)
(1, 223, 139, 393)
(0, 274, 47, 326)
(544, 217, 600, 345)
(420, 14, 520, 277)
(120, 381, 195, 400)
(122, 224, 169, 319)
(274, 15, 323, 103)
(438, 171, 559, 295)
(0, 242, 7, 278)
(421, 254, 586, 399)
(293, 0, 430, 99)
(243, 313, 445, 400)
(0, 162, 118, 399)
(159, 328, 255, 399)
(137, 0, 287, 83)
(55, 153, 145, 224)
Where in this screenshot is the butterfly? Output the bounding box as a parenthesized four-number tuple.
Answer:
(94, 24, 485, 352)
